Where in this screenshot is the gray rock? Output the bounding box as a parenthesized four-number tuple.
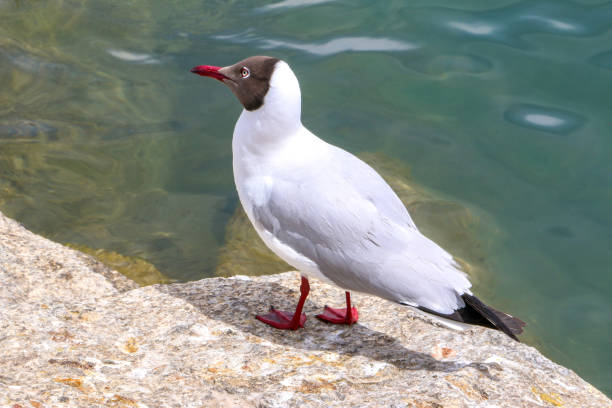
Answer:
(1, 210, 610, 408)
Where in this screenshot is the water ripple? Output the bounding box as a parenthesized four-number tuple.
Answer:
(213, 33, 418, 56)
(428, 0, 612, 49)
(258, 0, 335, 11)
(107, 49, 160, 64)
(261, 36, 418, 56)
(588, 50, 612, 71)
(503, 103, 586, 135)
(426, 54, 493, 75)
(520, 15, 582, 33)
(448, 21, 497, 36)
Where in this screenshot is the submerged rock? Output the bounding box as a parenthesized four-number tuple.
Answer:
(1, 210, 610, 407)
(216, 152, 493, 287)
(65, 243, 172, 286)
(0, 119, 59, 141)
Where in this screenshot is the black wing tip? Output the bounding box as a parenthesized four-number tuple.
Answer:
(461, 294, 525, 342)
(416, 295, 525, 342)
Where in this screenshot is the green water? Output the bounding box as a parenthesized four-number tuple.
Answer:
(1, 0, 611, 396)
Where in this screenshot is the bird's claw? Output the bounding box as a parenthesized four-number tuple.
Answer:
(256, 307, 306, 330)
(316, 305, 359, 325)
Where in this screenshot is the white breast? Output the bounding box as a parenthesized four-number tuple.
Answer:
(231, 61, 333, 283)
(233, 129, 333, 283)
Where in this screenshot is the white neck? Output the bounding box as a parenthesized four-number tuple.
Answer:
(232, 61, 302, 156)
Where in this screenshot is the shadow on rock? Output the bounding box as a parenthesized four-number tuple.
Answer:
(159, 276, 500, 379)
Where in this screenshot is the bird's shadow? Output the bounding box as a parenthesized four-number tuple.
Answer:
(159, 276, 501, 379)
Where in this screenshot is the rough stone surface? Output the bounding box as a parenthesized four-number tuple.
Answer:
(1, 210, 611, 408)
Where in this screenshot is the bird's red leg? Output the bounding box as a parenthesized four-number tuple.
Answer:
(256, 276, 309, 330)
(316, 291, 359, 325)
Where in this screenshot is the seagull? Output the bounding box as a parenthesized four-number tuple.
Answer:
(191, 56, 525, 340)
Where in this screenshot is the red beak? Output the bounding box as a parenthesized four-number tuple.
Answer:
(190, 65, 227, 82)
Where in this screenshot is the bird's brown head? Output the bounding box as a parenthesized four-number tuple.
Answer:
(191, 56, 280, 111)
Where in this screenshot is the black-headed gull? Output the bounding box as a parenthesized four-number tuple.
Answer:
(191, 56, 525, 340)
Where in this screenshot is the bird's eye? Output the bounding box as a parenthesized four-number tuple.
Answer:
(241, 67, 250, 78)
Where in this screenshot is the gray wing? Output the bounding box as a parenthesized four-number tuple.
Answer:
(250, 147, 471, 313)
(331, 147, 418, 231)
